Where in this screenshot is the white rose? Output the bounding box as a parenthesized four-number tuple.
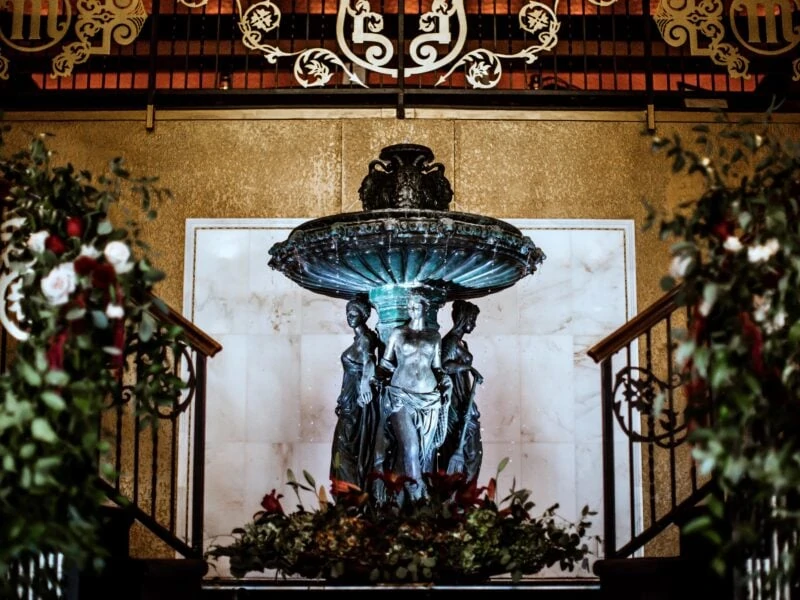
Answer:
(723, 236, 743, 253)
(105, 304, 125, 319)
(41, 262, 77, 306)
(27, 230, 50, 253)
(104, 241, 133, 274)
(747, 239, 780, 263)
(80, 244, 101, 259)
(669, 254, 693, 279)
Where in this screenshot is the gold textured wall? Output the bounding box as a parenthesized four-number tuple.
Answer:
(4, 108, 800, 559)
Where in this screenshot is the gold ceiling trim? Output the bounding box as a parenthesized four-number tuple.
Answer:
(52, 0, 148, 77)
(0, 49, 8, 80)
(654, 0, 749, 78)
(0, 0, 147, 77)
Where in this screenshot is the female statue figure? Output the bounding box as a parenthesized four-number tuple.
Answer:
(439, 300, 484, 483)
(330, 296, 381, 491)
(375, 292, 453, 499)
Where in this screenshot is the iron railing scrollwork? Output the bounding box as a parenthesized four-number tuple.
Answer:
(589, 285, 714, 560)
(610, 365, 689, 449)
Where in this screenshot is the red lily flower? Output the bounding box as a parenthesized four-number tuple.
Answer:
(260, 489, 285, 515)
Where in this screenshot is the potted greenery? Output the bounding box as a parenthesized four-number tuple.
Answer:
(645, 112, 800, 597)
(206, 459, 598, 584)
(0, 125, 187, 598)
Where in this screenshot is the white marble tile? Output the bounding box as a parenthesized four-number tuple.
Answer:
(520, 335, 575, 444)
(299, 333, 349, 443)
(469, 334, 521, 444)
(570, 228, 629, 337)
(575, 441, 638, 555)
(190, 229, 253, 336)
(205, 334, 249, 444)
(242, 442, 296, 512)
(573, 335, 604, 444)
(467, 286, 520, 336)
(521, 442, 578, 521)
(244, 335, 302, 443)
(518, 229, 574, 335)
(247, 229, 304, 336)
(203, 441, 248, 543)
(301, 293, 356, 335)
(480, 441, 523, 489)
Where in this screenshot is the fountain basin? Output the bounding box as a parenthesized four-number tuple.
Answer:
(267, 208, 545, 301)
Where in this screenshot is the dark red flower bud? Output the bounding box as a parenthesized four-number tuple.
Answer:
(46, 330, 69, 369)
(65, 217, 84, 238)
(45, 235, 67, 255)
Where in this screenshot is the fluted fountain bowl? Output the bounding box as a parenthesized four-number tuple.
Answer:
(267, 208, 545, 301)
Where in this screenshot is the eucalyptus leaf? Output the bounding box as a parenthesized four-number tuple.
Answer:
(31, 418, 58, 444)
(40, 391, 66, 412)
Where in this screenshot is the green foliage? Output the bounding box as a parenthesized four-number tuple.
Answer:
(206, 464, 599, 584)
(645, 112, 800, 594)
(0, 126, 188, 597)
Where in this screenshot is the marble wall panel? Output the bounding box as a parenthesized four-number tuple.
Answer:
(183, 217, 637, 580)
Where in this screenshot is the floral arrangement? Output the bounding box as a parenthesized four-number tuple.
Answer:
(0, 126, 187, 595)
(645, 112, 800, 592)
(207, 459, 598, 584)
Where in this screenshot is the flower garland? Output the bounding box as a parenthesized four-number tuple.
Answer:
(0, 129, 188, 597)
(645, 113, 800, 592)
(207, 463, 599, 584)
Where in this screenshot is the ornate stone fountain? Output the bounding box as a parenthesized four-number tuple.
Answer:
(267, 143, 545, 493)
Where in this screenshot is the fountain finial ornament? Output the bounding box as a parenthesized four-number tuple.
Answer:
(359, 144, 452, 211)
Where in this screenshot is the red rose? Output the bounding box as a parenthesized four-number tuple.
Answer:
(65, 217, 84, 238)
(91, 263, 117, 289)
(45, 235, 66, 255)
(74, 256, 98, 276)
(260, 490, 285, 515)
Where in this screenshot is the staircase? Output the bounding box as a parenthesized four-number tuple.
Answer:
(5, 288, 725, 599)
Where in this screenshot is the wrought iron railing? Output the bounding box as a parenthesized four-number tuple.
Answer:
(1, 0, 798, 113)
(587, 286, 715, 560)
(98, 293, 222, 559)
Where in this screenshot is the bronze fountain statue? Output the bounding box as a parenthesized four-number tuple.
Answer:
(268, 144, 545, 499)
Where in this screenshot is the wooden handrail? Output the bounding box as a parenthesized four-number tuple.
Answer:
(145, 292, 223, 358)
(587, 286, 683, 363)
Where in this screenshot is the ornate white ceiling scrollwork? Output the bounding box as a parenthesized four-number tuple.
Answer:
(0, 218, 31, 342)
(237, 0, 367, 87)
(233, 0, 559, 88)
(437, 0, 559, 87)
